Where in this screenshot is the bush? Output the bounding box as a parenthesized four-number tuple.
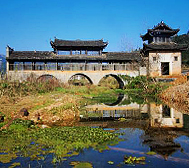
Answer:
(11, 119, 34, 128)
(0, 75, 65, 98)
(122, 75, 167, 95)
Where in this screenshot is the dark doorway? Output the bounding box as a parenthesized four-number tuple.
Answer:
(162, 105, 171, 118)
(161, 62, 169, 75)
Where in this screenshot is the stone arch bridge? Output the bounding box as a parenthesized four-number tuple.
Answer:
(8, 69, 140, 89)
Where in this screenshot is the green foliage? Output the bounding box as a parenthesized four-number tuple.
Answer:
(146, 151, 156, 155)
(123, 76, 168, 96)
(11, 119, 34, 128)
(0, 126, 121, 165)
(124, 155, 145, 165)
(98, 76, 119, 89)
(9, 162, 21, 168)
(108, 161, 114, 165)
(172, 34, 189, 65)
(70, 161, 93, 168)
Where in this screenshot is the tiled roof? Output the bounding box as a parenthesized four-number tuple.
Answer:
(8, 51, 141, 61)
(152, 21, 179, 32)
(51, 39, 108, 47)
(143, 42, 188, 51)
(8, 51, 54, 60)
(141, 21, 179, 41)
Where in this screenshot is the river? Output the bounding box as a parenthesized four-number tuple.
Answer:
(0, 93, 189, 168)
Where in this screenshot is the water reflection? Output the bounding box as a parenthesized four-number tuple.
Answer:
(150, 104, 183, 128)
(82, 94, 188, 160)
(104, 93, 125, 106)
(141, 127, 181, 160)
(84, 95, 184, 128)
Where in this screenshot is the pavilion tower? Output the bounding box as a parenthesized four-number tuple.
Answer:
(141, 21, 187, 76)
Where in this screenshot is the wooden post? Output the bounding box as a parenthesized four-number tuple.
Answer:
(34, 62, 36, 70)
(32, 62, 33, 70)
(56, 61, 58, 70)
(44, 62, 47, 70)
(23, 62, 25, 70)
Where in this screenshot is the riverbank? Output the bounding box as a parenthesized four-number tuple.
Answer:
(0, 75, 170, 127)
(160, 80, 189, 113)
(0, 79, 120, 127)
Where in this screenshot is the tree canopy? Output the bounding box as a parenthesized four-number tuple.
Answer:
(172, 34, 189, 65)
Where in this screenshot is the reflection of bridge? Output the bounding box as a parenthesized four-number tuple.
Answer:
(85, 98, 184, 128)
(86, 102, 148, 119)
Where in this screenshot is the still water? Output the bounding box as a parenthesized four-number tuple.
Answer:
(1, 94, 189, 168)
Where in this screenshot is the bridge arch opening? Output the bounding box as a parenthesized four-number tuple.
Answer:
(37, 74, 58, 82)
(68, 73, 93, 86)
(98, 74, 124, 89)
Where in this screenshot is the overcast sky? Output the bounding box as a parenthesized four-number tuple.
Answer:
(0, 0, 189, 55)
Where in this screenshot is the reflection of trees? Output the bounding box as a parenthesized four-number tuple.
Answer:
(141, 127, 181, 159)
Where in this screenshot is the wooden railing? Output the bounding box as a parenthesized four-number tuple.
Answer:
(9, 63, 139, 71)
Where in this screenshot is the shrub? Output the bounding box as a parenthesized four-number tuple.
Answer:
(0, 75, 65, 98)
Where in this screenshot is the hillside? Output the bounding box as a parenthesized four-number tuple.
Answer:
(172, 33, 189, 65)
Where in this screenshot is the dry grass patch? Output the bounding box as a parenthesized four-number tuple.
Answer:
(160, 81, 189, 113)
(0, 91, 82, 125)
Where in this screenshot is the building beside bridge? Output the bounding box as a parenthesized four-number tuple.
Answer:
(141, 21, 188, 76)
(6, 21, 188, 86)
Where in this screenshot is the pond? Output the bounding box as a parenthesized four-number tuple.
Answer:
(1, 93, 189, 168)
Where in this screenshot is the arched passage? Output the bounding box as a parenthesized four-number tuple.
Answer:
(37, 74, 58, 82)
(68, 73, 93, 86)
(98, 74, 125, 89)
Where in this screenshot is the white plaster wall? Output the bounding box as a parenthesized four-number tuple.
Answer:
(148, 51, 181, 76)
(7, 70, 139, 85)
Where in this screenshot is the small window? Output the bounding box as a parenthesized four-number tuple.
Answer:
(174, 56, 178, 61)
(153, 57, 156, 61)
(176, 118, 180, 123)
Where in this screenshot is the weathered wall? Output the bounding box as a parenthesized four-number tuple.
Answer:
(7, 70, 139, 86)
(148, 51, 181, 76)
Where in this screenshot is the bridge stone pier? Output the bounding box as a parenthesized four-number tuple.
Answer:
(8, 69, 140, 89)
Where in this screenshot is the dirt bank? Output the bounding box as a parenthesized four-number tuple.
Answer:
(0, 92, 82, 126)
(160, 81, 189, 113)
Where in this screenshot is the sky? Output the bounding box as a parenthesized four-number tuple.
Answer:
(0, 0, 189, 55)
